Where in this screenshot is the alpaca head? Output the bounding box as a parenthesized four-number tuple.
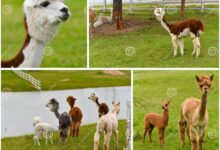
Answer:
(88, 92, 98, 102)
(161, 100, 171, 110)
(112, 101, 120, 114)
(195, 75, 214, 94)
(66, 96, 76, 106)
(24, 0, 70, 43)
(46, 98, 59, 112)
(33, 116, 42, 127)
(154, 7, 165, 21)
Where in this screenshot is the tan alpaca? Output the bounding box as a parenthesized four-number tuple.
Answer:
(179, 75, 214, 150)
(143, 100, 171, 146)
(89, 8, 96, 35)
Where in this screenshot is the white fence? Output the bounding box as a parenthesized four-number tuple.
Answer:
(126, 101, 131, 150)
(90, 0, 219, 12)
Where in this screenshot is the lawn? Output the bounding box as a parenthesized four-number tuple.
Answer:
(1, 120, 127, 150)
(2, 0, 87, 68)
(133, 71, 219, 150)
(90, 6, 219, 68)
(1, 70, 131, 92)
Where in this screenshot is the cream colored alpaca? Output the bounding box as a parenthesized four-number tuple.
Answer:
(93, 9, 113, 28)
(179, 75, 214, 150)
(93, 101, 120, 150)
(2, 0, 70, 68)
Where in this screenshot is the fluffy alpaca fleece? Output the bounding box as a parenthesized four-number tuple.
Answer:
(143, 100, 171, 146)
(66, 96, 83, 137)
(46, 98, 71, 144)
(88, 93, 109, 118)
(179, 75, 214, 150)
(94, 101, 120, 150)
(1, 0, 70, 68)
(93, 9, 113, 28)
(154, 8, 204, 58)
(33, 116, 56, 146)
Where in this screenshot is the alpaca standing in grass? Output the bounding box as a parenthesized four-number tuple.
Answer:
(33, 116, 56, 146)
(1, 0, 70, 68)
(179, 75, 213, 150)
(143, 100, 171, 146)
(88, 93, 109, 117)
(66, 96, 83, 137)
(154, 8, 204, 58)
(46, 98, 71, 144)
(93, 9, 113, 28)
(94, 101, 120, 150)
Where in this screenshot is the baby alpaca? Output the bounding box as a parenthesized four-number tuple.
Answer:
(154, 8, 204, 58)
(88, 93, 109, 117)
(66, 96, 83, 137)
(143, 100, 171, 146)
(179, 75, 214, 150)
(94, 101, 120, 150)
(33, 116, 56, 146)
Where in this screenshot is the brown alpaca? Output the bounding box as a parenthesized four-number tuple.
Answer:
(143, 100, 171, 146)
(179, 75, 214, 150)
(66, 96, 83, 137)
(88, 93, 109, 118)
(115, 11, 125, 30)
(89, 8, 96, 35)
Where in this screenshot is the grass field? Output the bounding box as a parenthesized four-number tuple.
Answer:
(2, 120, 126, 150)
(133, 71, 219, 150)
(2, 0, 87, 68)
(1, 70, 131, 92)
(90, 7, 219, 68)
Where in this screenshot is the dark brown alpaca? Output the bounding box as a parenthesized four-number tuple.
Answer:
(88, 93, 109, 117)
(115, 11, 125, 30)
(66, 96, 83, 137)
(143, 100, 171, 146)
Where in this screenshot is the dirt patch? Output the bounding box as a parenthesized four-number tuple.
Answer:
(102, 70, 126, 76)
(90, 16, 155, 37)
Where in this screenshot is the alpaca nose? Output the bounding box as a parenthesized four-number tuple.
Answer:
(60, 7, 68, 14)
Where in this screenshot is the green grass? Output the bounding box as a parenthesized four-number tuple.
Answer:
(90, 9, 219, 68)
(1, 120, 126, 150)
(2, 0, 87, 68)
(133, 71, 219, 150)
(1, 70, 131, 92)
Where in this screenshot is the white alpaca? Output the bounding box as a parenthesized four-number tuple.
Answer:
(33, 116, 56, 146)
(2, 0, 70, 68)
(94, 101, 120, 150)
(93, 9, 113, 28)
(154, 8, 204, 58)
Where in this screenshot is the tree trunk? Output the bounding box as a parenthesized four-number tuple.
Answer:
(180, 0, 185, 20)
(112, 0, 122, 23)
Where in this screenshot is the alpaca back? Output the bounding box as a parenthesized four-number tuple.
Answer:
(70, 107, 83, 123)
(59, 112, 71, 129)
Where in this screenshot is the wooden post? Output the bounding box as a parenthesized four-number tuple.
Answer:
(113, 0, 123, 23)
(180, 0, 185, 20)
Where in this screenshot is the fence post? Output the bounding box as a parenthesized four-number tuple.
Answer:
(162, 0, 165, 9)
(129, 0, 133, 14)
(103, 0, 107, 12)
(201, 0, 204, 12)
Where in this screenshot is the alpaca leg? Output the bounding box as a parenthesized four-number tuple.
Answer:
(94, 131, 101, 150)
(179, 120, 187, 146)
(104, 131, 112, 150)
(70, 123, 73, 136)
(199, 128, 205, 150)
(190, 126, 197, 150)
(158, 128, 164, 146)
(195, 37, 201, 58)
(50, 136, 54, 144)
(178, 38, 184, 56)
(76, 122, 81, 137)
(72, 123, 76, 137)
(148, 125, 154, 143)
(161, 128, 165, 145)
(143, 126, 149, 142)
(186, 126, 191, 143)
(113, 130, 119, 149)
(172, 37, 178, 57)
(45, 137, 48, 145)
(190, 32, 196, 56)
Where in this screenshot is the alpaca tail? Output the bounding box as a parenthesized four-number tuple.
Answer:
(33, 116, 42, 127)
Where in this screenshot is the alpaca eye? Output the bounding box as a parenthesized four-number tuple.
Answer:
(41, 1, 50, 7)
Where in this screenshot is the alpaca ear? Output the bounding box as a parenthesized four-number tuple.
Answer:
(112, 101, 114, 105)
(195, 75, 200, 82)
(118, 102, 120, 105)
(210, 74, 214, 81)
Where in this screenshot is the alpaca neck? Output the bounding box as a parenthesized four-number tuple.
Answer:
(54, 109, 61, 119)
(19, 38, 45, 68)
(199, 92, 207, 120)
(163, 109, 169, 125)
(160, 16, 171, 34)
(95, 100, 100, 108)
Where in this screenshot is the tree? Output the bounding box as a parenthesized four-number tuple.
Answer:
(112, 0, 122, 23)
(180, 0, 185, 20)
